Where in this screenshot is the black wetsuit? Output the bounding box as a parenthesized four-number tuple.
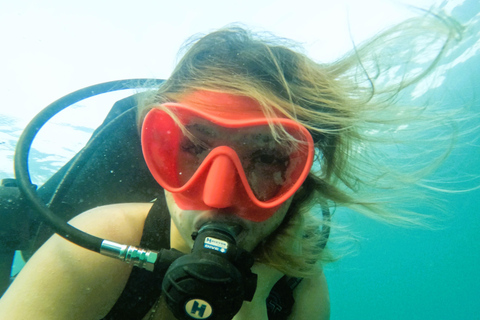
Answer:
(103, 198, 299, 320)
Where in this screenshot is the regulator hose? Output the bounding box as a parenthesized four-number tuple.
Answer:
(14, 79, 164, 253)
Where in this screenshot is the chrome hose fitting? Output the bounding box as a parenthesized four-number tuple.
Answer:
(100, 240, 158, 271)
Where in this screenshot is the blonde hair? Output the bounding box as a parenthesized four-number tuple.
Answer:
(138, 12, 468, 277)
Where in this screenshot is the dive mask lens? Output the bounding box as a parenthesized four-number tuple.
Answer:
(141, 103, 314, 221)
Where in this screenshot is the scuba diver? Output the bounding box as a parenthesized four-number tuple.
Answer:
(0, 28, 332, 320)
(0, 13, 466, 320)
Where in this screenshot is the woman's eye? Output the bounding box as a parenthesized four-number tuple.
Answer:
(252, 150, 288, 166)
(258, 154, 276, 164)
(181, 141, 208, 155)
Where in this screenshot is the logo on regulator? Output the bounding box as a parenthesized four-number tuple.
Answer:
(185, 299, 213, 319)
(203, 237, 228, 253)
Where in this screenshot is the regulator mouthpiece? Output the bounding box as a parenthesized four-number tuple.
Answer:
(162, 221, 257, 320)
(197, 221, 243, 240)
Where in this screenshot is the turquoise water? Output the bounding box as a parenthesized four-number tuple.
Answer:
(325, 5, 480, 317)
(326, 191, 480, 319)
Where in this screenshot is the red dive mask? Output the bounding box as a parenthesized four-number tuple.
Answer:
(141, 91, 314, 222)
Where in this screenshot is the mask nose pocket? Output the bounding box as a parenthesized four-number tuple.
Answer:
(203, 154, 237, 208)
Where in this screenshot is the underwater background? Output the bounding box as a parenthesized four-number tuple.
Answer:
(1, 0, 479, 319)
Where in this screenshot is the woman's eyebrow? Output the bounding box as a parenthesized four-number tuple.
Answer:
(186, 123, 280, 148)
(186, 123, 217, 137)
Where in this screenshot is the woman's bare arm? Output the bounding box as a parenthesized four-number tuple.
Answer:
(0, 202, 153, 320)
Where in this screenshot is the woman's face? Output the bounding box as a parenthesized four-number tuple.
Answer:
(165, 190, 292, 252)
(144, 91, 311, 251)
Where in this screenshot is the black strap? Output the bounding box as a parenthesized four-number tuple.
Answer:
(266, 276, 300, 320)
(102, 197, 170, 320)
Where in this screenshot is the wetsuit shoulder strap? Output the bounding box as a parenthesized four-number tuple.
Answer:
(267, 276, 302, 320)
(102, 196, 170, 320)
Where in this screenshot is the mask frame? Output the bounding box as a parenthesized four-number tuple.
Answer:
(141, 102, 314, 222)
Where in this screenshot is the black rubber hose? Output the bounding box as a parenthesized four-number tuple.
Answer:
(14, 79, 164, 253)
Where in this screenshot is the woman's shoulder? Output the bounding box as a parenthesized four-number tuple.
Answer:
(291, 272, 330, 320)
(69, 202, 154, 244)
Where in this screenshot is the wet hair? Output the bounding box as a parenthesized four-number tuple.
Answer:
(138, 12, 467, 277)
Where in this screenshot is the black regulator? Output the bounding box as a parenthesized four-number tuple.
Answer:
(101, 222, 257, 319)
(163, 223, 257, 319)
